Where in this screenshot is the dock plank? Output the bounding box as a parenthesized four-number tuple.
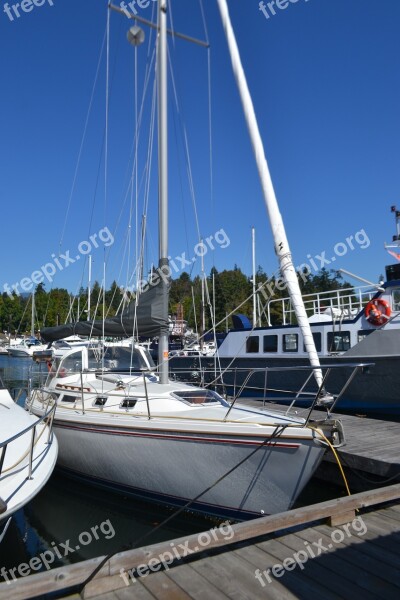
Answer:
(255, 535, 380, 600)
(190, 550, 286, 600)
(293, 522, 400, 597)
(113, 583, 156, 600)
(233, 540, 339, 600)
(140, 571, 193, 600)
(166, 564, 231, 600)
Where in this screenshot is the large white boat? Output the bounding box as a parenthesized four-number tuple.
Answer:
(27, 344, 346, 518)
(0, 379, 58, 529)
(171, 216, 400, 415)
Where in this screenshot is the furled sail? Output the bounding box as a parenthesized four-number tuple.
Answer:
(40, 279, 169, 343)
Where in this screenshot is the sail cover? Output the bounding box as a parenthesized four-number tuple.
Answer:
(40, 279, 169, 343)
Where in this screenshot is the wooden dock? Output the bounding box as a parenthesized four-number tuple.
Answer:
(2, 484, 400, 600)
(239, 399, 400, 491)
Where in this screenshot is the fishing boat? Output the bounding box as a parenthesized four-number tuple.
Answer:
(27, 0, 351, 519)
(0, 378, 58, 538)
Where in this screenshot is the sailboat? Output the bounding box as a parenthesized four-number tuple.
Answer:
(27, 0, 348, 519)
(7, 293, 47, 357)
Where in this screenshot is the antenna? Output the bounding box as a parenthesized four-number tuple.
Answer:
(386, 205, 400, 249)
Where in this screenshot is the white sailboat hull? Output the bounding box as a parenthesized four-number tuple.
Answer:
(50, 414, 325, 518)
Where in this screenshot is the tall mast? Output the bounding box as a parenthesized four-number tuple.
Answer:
(158, 0, 169, 384)
(217, 0, 323, 388)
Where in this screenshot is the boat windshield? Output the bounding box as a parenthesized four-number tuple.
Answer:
(87, 346, 150, 371)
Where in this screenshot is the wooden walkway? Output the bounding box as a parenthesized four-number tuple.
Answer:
(79, 501, 400, 600)
(2, 484, 400, 600)
(239, 399, 400, 490)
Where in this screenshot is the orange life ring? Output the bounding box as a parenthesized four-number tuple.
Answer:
(364, 298, 391, 326)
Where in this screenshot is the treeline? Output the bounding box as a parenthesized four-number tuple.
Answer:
(0, 281, 123, 336)
(0, 268, 350, 336)
(169, 266, 351, 332)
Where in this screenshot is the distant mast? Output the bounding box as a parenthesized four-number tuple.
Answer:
(216, 0, 323, 388)
(31, 292, 35, 338)
(252, 227, 257, 327)
(384, 205, 400, 260)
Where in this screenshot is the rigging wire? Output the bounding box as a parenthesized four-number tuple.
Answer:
(168, 54, 202, 245)
(58, 28, 107, 252)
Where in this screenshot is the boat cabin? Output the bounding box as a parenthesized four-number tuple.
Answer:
(218, 275, 400, 359)
(46, 344, 155, 384)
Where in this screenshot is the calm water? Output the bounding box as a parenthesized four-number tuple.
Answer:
(0, 354, 345, 578)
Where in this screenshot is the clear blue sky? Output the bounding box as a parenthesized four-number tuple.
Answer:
(1, 0, 400, 298)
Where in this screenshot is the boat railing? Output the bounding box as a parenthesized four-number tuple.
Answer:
(0, 401, 57, 481)
(31, 362, 372, 428)
(171, 361, 374, 423)
(267, 284, 376, 325)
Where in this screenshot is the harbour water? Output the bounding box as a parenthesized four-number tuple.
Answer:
(0, 354, 345, 579)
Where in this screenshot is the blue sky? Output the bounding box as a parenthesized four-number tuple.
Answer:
(1, 0, 400, 298)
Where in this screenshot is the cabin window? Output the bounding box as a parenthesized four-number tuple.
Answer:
(120, 398, 137, 409)
(173, 390, 222, 405)
(61, 394, 77, 403)
(263, 335, 278, 353)
(327, 331, 351, 352)
(303, 332, 321, 352)
(392, 289, 400, 311)
(358, 330, 374, 343)
(58, 351, 82, 375)
(283, 334, 298, 352)
(246, 336, 259, 353)
(87, 347, 146, 371)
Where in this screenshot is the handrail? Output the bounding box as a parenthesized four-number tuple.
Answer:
(0, 402, 56, 450)
(0, 401, 56, 479)
(33, 362, 373, 428)
(267, 284, 377, 325)
(176, 362, 373, 421)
